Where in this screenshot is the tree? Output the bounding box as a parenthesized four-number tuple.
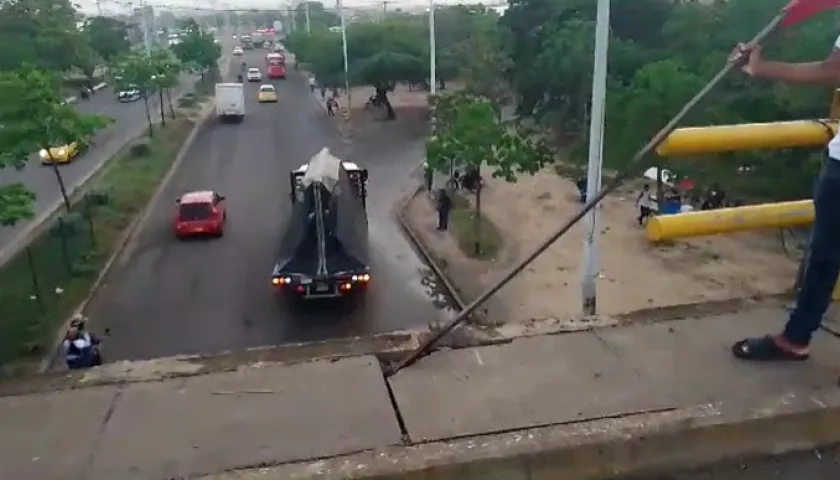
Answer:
(150, 50, 181, 121)
(496, 0, 840, 202)
(292, 18, 427, 120)
(112, 54, 157, 136)
(0, 0, 92, 73)
(171, 27, 222, 81)
(427, 92, 552, 254)
(294, 2, 338, 32)
(0, 66, 111, 214)
(83, 16, 131, 64)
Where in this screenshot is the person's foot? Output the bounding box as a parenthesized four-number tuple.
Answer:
(731, 335, 809, 361)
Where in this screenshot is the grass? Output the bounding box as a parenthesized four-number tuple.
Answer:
(0, 117, 195, 372)
(449, 193, 503, 261)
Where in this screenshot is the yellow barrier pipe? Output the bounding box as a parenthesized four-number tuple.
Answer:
(655, 120, 838, 157)
(646, 200, 813, 242)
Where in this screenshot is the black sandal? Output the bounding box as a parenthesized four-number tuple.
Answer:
(731, 335, 809, 361)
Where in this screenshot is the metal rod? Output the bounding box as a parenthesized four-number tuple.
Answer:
(386, 9, 788, 377)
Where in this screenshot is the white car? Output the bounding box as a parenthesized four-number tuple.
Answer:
(117, 85, 142, 103)
(232, 46, 244, 56)
(246, 68, 262, 82)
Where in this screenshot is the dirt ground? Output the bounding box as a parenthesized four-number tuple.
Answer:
(404, 167, 801, 326)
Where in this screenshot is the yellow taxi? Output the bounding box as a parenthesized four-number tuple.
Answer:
(40, 142, 82, 165)
(257, 84, 278, 103)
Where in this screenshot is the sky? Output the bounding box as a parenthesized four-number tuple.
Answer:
(78, 0, 502, 15)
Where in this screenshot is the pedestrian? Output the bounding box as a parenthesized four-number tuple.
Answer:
(424, 162, 434, 193)
(636, 184, 653, 226)
(320, 85, 327, 99)
(727, 36, 840, 364)
(309, 75, 316, 93)
(437, 188, 452, 231)
(326, 96, 337, 116)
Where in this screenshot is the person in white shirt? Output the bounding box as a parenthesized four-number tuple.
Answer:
(729, 34, 840, 364)
(636, 184, 653, 226)
(309, 75, 316, 93)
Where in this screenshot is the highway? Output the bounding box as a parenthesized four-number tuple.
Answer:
(84, 48, 448, 361)
(0, 37, 234, 267)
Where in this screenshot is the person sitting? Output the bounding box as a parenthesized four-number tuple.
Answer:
(62, 315, 101, 370)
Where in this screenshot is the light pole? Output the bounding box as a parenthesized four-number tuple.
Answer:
(305, 1, 311, 33)
(581, 0, 610, 315)
(428, 0, 436, 95)
(338, 0, 350, 112)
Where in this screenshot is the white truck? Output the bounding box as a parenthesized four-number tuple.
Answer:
(215, 83, 245, 123)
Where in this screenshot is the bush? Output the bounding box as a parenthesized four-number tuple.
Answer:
(129, 142, 151, 158)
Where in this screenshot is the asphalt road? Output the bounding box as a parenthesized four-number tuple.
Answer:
(0, 36, 235, 266)
(608, 446, 840, 480)
(84, 49, 449, 361)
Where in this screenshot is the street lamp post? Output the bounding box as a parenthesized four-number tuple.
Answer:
(428, 0, 436, 95)
(338, 0, 350, 113)
(581, 0, 610, 315)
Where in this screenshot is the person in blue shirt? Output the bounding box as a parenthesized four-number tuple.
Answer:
(62, 315, 102, 370)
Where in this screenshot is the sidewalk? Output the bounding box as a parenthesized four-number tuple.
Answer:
(3, 303, 840, 479)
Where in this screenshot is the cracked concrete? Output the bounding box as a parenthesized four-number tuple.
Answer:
(3, 303, 840, 479)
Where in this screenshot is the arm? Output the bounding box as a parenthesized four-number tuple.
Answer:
(747, 37, 840, 85)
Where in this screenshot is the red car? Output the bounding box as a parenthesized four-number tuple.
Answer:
(173, 190, 227, 238)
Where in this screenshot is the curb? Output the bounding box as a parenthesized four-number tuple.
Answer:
(208, 388, 840, 480)
(0, 81, 197, 270)
(39, 101, 219, 372)
(395, 183, 467, 311)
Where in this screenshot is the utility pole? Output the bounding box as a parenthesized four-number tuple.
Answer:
(382, 1, 390, 21)
(428, 0, 436, 95)
(305, 1, 311, 32)
(581, 0, 610, 315)
(338, 0, 350, 112)
(141, 2, 151, 55)
(96, 0, 102, 15)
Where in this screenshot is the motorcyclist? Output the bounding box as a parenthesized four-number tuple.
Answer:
(62, 315, 102, 370)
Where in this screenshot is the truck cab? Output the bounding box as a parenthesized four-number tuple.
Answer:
(289, 161, 368, 208)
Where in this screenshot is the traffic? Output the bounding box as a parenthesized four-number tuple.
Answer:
(70, 43, 444, 364)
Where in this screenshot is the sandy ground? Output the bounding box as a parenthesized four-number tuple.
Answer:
(404, 167, 801, 326)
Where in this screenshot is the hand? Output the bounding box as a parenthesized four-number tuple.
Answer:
(730, 43, 763, 76)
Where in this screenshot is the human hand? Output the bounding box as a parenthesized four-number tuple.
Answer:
(730, 43, 763, 76)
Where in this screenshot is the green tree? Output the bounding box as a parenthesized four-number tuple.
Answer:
(0, 66, 111, 214)
(83, 16, 131, 64)
(150, 50, 181, 121)
(427, 92, 552, 254)
(171, 27, 222, 81)
(292, 18, 427, 119)
(112, 54, 157, 136)
(295, 2, 339, 32)
(0, 0, 91, 73)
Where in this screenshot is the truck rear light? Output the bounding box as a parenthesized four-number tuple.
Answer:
(340, 283, 352, 291)
(296, 285, 305, 293)
(352, 274, 370, 283)
(271, 277, 292, 286)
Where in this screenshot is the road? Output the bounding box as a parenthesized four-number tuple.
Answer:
(84, 49, 448, 361)
(610, 446, 840, 479)
(0, 35, 234, 267)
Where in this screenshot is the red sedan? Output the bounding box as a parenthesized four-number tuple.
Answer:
(173, 190, 227, 238)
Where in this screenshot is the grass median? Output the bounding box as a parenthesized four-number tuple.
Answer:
(0, 117, 196, 374)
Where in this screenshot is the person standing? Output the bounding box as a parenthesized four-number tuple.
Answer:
(728, 36, 840, 363)
(437, 189, 452, 231)
(309, 75, 316, 93)
(424, 162, 434, 193)
(636, 184, 653, 226)
(326, 96, 337, 116)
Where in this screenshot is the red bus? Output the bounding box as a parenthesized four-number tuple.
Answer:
(266, 52, 286, 79)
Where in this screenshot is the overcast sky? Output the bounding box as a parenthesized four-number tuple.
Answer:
(79, 0, 500, 15)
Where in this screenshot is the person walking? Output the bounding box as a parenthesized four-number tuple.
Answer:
(728, 36, 840, 364)
(326, 96, 337, 116)
(309, 75, 316, 93)
(636, 184, 654, 226)
(437, 189, 452, 231)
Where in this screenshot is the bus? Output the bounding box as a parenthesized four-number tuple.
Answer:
(266, 52, 286, 79)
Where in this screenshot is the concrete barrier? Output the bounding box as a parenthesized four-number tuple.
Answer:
(203, 388, 840, 480)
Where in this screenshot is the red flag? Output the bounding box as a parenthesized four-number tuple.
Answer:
(781, 0, 840, 27)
